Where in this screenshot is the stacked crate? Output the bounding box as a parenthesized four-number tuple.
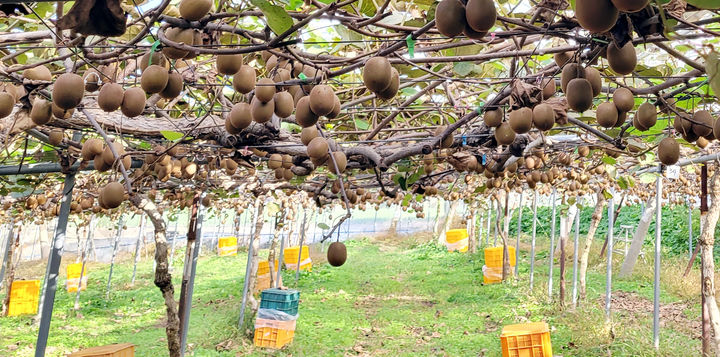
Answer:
(444, 229, 469, 252)
(68, 343, 135, 357)
(483, 246, 516, 284)
(283, 246, 312, 271)
(255, 260, 278, 293)
(217, 236, 238, 256)
(254, 289, 300, 349)
(66, 262, 88, 293)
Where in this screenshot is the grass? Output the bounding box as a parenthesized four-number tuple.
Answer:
(0, 232, 706, 356)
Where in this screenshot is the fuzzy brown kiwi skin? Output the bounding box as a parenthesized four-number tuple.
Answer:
(309, 85, 335, 116)
(566, 78, 594, 112)
(121, 87, 147, 117)
(255, 78, 276, 103)
(273, 91, 295, 118)
(612, 87, 635, 112)
(532, 103, 555, 131)
(435, 0, 467, 38)
(560, 63, 585, 93)
(483, 108, 503, 127)
(465, 0, 496, 32)
(509, 107, 533, 134)
(362, 57, 392, 93)
(575, 0, 619, 33)
(98, 83, 124, 112)
(596, 102, 619, 128)
(0, 92, 15, 119)
(607, 41, 637, 75)
(160, 72, 184, 99)
(233, 65, 256, 94)
(494, 122, 516, 145)
(657, 137, 680, 165)
(693, 110, 714, 138)
(30, 98, 53, 125)
(250, 97, 274, 123)
(53, 73, 85, 110)
(295, 96, 319, 128)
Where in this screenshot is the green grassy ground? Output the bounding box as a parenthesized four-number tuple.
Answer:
(0, 234, 703, 356)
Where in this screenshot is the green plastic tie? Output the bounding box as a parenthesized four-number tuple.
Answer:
(406, 35, 415, 59)
(298, 73, 307, 81)
(148, 40, 161, 65)
(475, 102, 485, 114)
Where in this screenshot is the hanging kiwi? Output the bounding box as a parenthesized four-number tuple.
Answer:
(295, 96, 319, 128)
(612, 87, 634, 112)
(328, 151, 347, 174)
(363, 57, 392, 93)
(554, 51, 573, 67)
(52, 73, 85, 110)
(102, 182, 125, 209)
(120, 87, 146, 117)
(162, 28, 194, 59)
(228, 102, 252, 130)
(327, 241, 347, 267)
(140, 51, 169, 71)
(0, 92, 14, 119)
(216, 54, 242, 75)
(22, 65, 52, 82)
(435, 0, 467, 38)
(98, 83, 124, 112)
(160, 72, 184, 99)
(250, 97, 274, 123)
(30, 98, 53, 125)
(494, 122, 516, 145)
(566, 78, 594, 112)
(52, 103, 73, 119)
(483, 108, 503, 127)
(255, 78, 276, 103)
(465, 0, 496, 32)
(657, 137, 680, 165)
(309, 85, 335, 117)
(610, 0, 649, 13)
(376, 68, 400, 100)
(541, 78, 556, 100)
(273, 92, 295, 118)
(326, 95, 342, 119)
(179, 0, 212, 20)
(463, 25, 487, 40)
(633, 102, 656, 131)
(693, 110, 714, 137)
(560, 63, 585, 93)
(83, 70, 101, 92)
(596, 102, 619, 128)
(48, 129, 64, 146)
(232, 65, 256, 94)
(584, 67, 602, 97)
(607, 42, 637, 75)
(301, 126, 319, 145)
(435, 125, 454, 148)
(532, 103, 555, 131)
(140, 65, 169, 94)
(509, 107, 533, 134)
(307, 137, 329, 159)
(575, 0, 619, 33)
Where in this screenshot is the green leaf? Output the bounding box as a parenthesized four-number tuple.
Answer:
(685, 0, 720, 9)
(602, 189, 613, 200)
(639, 172, 658, 184)
(453, 62, 474, 76)
(160, 130, 184, 142)
(354, 118, 370, 130)
(707, 51, 720, 101)
(249, 0, 294, 35)
(602, 155, 617, 165)
(402, 194, 412, 207)
(318, 222, 330, 230)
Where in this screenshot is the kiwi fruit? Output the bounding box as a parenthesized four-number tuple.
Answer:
(584, 67, 602, 97)
(30, 98, 53, 125)
(52, 73, 84, 110)
(713, 114, 720, 140)
(255, 78, 276, 103)
(98, 83, 124, 112)
(327, 241, 347, 267)
(267, 153, 283, 169)
(266, 55, 278, 72)
(162, 27, 194, 59)
(693, 110, 714, 137)
(578, 146, 590, 157)
(377, 68, 400, 100)
(532, 103, 555, 131)
(83, 70, 101, 92)
(232, 65, 256, 94)
(121, 87, 146, 117)
(363, 57, 392, 93)
(596, 102, 619, 128)
(282, 168, 293, 181)
(295, 96, 319, 128)
(326, 95, 341, 119)
(657, 137, 680, 165)
(509, 107, 533, 134)
(495, 122, 516, 145)
(465, 0, 496, 32)
(52, 103, 73, 119)
(281, 154, 293, 169)
(566, 78, 594, 112)
(250, 97, 274, 123)
(102, 182, 125, 209)
(435, 0, 467, 38)
(575, 0, 619, 33)
(179, 0, 212, 21)
(328, 151, 347, 174)
(141, 65, 169, 94)
(273, 92, 294, 118)
(607, 42, 637, 75)
(22, 65, 52, 81)
(48, 129, 64, 146)
(554, 51, 573, 67)
(463, 25, 487, 40)
(611, 0, 649, 13)
(634, 102, 656, 131)
(309, 85, 335, 116)
(216, 54, 242, 75)
(483, 108, 503, 127)
(140, 51, 168, 71)
(228, 102, 252, 130)
(560, 63, 585, 93)
(435, 125, 454, 148)
(160, 72, 184, 99)
(225, 117, 241, 134)
(0, 92, 14, 119)
(541, 78, 556, 100)
(301, 126, 319, 145)
(612, 87, 634, 112)
(307, 137, 329, 159)
(102, 141, 124, 166)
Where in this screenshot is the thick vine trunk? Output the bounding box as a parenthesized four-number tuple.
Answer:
(439, 200, 459, 245)
(699, 169, 720, 352)
(268, 209, 282, 289)
(432, 199, 445, 241)
(578, 190, 606, 303)
(1, 226, 20, 316)
(618, 197, 657, 278)
(130, 194, 179, 357)
(244, 198, 265, 332)
(468, 208, 477, 254)
(559, 203, 577, 307)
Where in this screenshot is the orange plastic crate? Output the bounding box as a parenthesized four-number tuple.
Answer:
(68, 343, 135, 356)
(7, 280, 40, 316)
(254, 319, 296, 349)
(484, 246, 516, 268)
(66, 262, 88, 293)
(500, 322, 552, 357)
(217, 236, 238, 256)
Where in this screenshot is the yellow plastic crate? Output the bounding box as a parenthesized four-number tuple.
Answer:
(500, 322, 552, 357)
(445, 229, 469, 252)
(68, 343, 135, 356)
(283, 247, 312, 271)
(7, 280, 40, 316)
(254, 274, 271, 293)
(483, 265, 513, 284)
(484, 246, 516, 268)
(217, 236, 238, 256)
(254, 319, 296, 349)
(66, 262, 88, 293)
(258, 260, 279, 276)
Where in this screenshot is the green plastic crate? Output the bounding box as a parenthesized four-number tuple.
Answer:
(260, 288, 300, 316)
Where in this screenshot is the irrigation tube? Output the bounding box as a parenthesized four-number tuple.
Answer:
(548, 189, 557, 301)
(605, 197, 615, 320)
(515, 191, 523, 277)
(572, 206, 580, 308)
(653, 176, 662, 349)
(529, 191, 538, 290)
(106, 216, 125, 299)
(131, 213, 146, 285)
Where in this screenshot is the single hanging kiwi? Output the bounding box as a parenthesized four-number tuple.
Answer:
(541, 78, 556, 100)
(160, 72, 184, 99)
(463, 25, 487, 40)
(566, 78, 594, 112)
(326, 95, 341, 119)
(607, 42, 637, 75)
(309, 85, 335, 117)
(362, 57, 392, 93)
(327, 242, 347, 267)
(596, 102, 619, 128)
(693, 110, 714, 137)
(328, 151, 347, 174)
(584, 67, 602, 97)
(295, 96, 319, 128)
(532, 103, 555, 131)
(98, 83, 124, 112)
(435, 126, 454, 148)
(102, 182, 125, 209)
(232, 65, 256, 94)
(657, 137, 680, 165)
(255, 78, 276, 103)
(30, 98, 53, 125)
(162, 27, 194, 59)
(48, 129, 64, 146)
(250, 97, 274, 123)
(179, 0, 212, 21)
(483, 108, 503, 127)
(634, 102, 657, 131)
(301, 126, 319, 145)
(22, 65, 52, 81)
(575, 0, 619, 33)
(120, 87, 146, 117)
(216, 54, 242, 75)
(0, 92, 14, 119)
(610, 0, 649, 13)
(52, 73, 84, 110)
(140, 51, 168, 71)
(435, 0, 467, 38)
(465, 0, 496, 33)
(228, 102, 252, 130)
(376, 68, 399, 100)
(612, 87, 634, 112)
(307, 137, 329, 159)
(554, 51, 573, 67)
(560, 63, 585, 93)
(509, 107, 533, 134)
(494, 122, 516, 145)
(273, 92, 294, 118)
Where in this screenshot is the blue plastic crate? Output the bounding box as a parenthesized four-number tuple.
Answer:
(260, 288, 300, 316)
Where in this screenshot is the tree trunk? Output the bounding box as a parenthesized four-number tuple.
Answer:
(389, 204, 402, 236)
(1, 225, 20, 316)
(559, 203, 578, 307)
(244, 198, 265, 333)
(618, 197, 657, 278)
(432, 198, 445, 241)
(268, 210, 282, 289)
(578, 189, 606, 303)
(499, 194, 510, 280)
(439, 200, 459, 245)
(130, 194, 180, 357)
(468, 208, 477, 254)
(699, 169, 720, 352)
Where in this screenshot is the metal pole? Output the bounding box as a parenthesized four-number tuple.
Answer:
(493, 199, 499, 245)
(605, 196, 615, 320)
(653, 176, 662, 349)
(131, 213, 146, 285)
(688, 196, 693, 260)
(74, 216, 95, 310)
(530, 191, 538, 290)
(572, 205, 580, 308)
(515, 191, 523, 276)
(238, 200, 259, 330)
(548, 189, 557, 300)
(296, 210, 307, 285)
(105, 216, 124, 299)
(179, 196, 204, 356)
(35, 168, 75, 357)
(0, 223, 15, 290)
(169, 215, 180, 271)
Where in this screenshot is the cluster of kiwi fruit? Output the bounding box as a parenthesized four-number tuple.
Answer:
(362, 57, 399, 100)
(482, 103, 557, 146)
(434, 0, 496, 39)
(2, 66, 51, 119)
(0, 82, 22, 119)
(81, 138, 131, 173)
(575, 0, 650, 34)
(267, 153, 296, 181)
